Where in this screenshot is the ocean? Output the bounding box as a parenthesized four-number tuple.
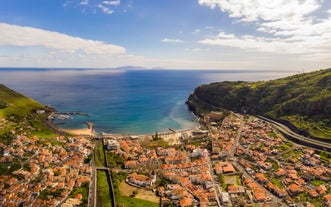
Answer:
(0, 68, 294, 134)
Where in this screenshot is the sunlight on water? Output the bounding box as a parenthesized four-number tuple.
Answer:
(0, 68, 294, 134)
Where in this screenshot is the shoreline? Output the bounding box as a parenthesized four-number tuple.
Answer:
(60, 124, 198, 140)
(44, 111, 96, 136)
(45, 110, 199, 138)
(62, 127, 95, 136)
(61, 121, 95, 136)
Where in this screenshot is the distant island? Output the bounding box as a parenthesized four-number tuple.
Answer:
(187, 68, 331, 140)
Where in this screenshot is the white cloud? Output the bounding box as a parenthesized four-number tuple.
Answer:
(200, 30, 331, 54)
(0, 23, 125, 55)
(161, 38, 184, 43)
(98, 4, 114, 14)
(192, 29, 201, 34)
(0, 23, 233, 69)
(0, 24, 262, 69)
(102, 0, 120, 6)
(198, 0, 331, 60)
(198, 0, 321, 22)
(201, 32, 295, 53)
(80, 0, 88, 6)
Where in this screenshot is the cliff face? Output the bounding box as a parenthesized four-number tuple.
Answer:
(187, 68, 331, 139)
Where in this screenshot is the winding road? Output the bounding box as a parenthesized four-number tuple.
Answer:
(256, 115, 331, 152)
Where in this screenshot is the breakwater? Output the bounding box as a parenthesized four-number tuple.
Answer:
(57, 112, 90, 117)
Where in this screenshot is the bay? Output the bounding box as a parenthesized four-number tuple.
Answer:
(0, 68, 294, 134)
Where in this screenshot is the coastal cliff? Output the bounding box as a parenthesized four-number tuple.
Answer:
(187, 68, 331, 139)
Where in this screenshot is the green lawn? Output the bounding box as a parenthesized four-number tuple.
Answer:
(116, 194, 159, 207)
(311, 179, 325, 186)
(296, 192, 324, 207)
(95, 141, 106, 167)
(97, 171, 112, 207)
(267, 158, 279, 170)
(271, 177, 283, 189)
(111, 172, 159, 207)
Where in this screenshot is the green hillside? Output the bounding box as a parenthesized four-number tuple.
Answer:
(187, 68, 331, 139)
(0, 84, 55, 142)
(0, 84, 43, 117)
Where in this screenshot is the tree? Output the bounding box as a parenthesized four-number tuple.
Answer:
(152, 132, 160, 141)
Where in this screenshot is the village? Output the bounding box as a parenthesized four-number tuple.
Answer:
(0, 131, 93, 207)
(0, 111, 331, 207)
(105, 112, 331, 207)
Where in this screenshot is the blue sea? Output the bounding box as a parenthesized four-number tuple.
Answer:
(0, 68, 294, 134)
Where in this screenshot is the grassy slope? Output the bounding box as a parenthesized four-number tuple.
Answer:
(0, 84, 56, 142)
(0, 84, 43, 117)
(188, 68, 331, 138)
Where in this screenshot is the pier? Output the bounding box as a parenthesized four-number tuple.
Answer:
(84, 121, 94, 131)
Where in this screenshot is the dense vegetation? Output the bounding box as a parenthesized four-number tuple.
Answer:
(0, 84, 56, 143)
(187, 68, 331, 139)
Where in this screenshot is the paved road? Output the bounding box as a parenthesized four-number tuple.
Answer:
(192, 93, 331, 151)
(207, 157, 222, 207)
(226, 114, 244, 161)
(89, 155, 97, 207)
(257, 116, 331, 151)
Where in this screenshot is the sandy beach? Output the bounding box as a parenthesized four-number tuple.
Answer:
(63, 128, 95, 136)
(60, 122, 95, 136)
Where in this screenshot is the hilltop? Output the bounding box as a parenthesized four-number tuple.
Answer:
(187, 68, 331, 139)
(0, 84, 55, 143)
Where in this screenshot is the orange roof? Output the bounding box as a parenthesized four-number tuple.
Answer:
(201, 166, 209, 171)
(215, 165, 222, 171)
(307, 189, 318, 198)
(266, 182, 276, 191)
(223, 163, 235, 173)
(179, 198, 193, 207)
(75, 194, 83, 200)
(288, 184, 303, 193)
(161, 197, 170, 201)
(275, 168, 286, 176)
(198, 195, 209, 203)
(180, 177, 190, 186)
(324, 194, 331, 202)
(228, 186, 239, 194)
(253, 187, 265, 194)
(124, 160, 136, 166)
(255, 173, 268, 182)
(254, 192, 267, 201)
(157, 186, 165, 193)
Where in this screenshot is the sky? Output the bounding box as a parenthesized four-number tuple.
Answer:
(0, 0, 331, 70)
